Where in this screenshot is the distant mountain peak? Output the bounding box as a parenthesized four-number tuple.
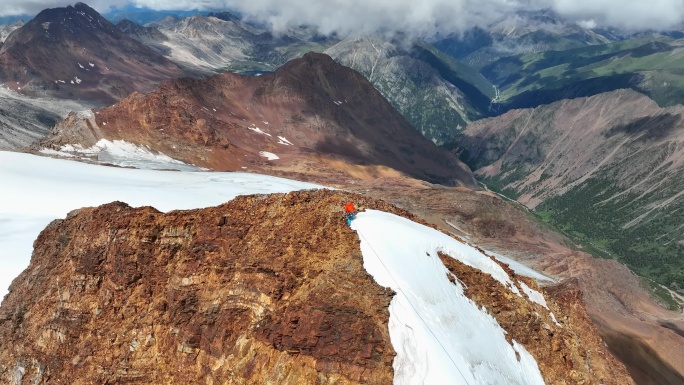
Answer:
(41, 53, 477, 186)
(25, 1, 117, 37)
(0, 1, 184, 103)
(207, 11, 240, 22)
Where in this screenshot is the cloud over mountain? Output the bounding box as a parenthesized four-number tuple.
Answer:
(552, 0, 684, 30)
(1, 0, 683, 33)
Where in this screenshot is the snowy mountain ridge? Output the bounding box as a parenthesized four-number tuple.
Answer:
(0, 152, 632, 384)
(352, 210, 546, 384)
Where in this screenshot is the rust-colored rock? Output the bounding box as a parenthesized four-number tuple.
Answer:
(0, 190, 396, 384)
(439, 254, 634, 385)
(0, 188, 638, 384)
(39, 52, 476, 188)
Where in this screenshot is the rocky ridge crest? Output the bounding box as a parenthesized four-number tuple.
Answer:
(40, 53, 476, 187)
(0, 190, 633, 384)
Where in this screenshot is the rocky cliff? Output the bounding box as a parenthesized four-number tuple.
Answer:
(0, 191, 396, 384)
(0, 190, 634, 384)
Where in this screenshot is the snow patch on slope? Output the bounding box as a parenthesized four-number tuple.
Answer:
(519, 280, 561, 326)
(519, 281, 549, 309)
(488, 251, 557, 283)
(259, 151, 279, 160)
(248, 125, 272, 136)
(40, 139, 202, 171)
(277, 136, 293, 145)
(351, 210, 545, 385)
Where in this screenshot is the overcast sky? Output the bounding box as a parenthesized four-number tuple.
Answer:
(1, 0, 684, 34)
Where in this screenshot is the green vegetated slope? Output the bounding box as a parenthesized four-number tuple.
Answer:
(461, 29, 607, 71)
(326, 36, 495, 144)
(482, 37, 684, 111)
(457, 90, 684, 291)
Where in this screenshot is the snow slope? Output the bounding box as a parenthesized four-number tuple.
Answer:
(40, 139, 203, 171)
(487, 251, 557, 284)
(351, 210, 546, 385)
(0, 151, 321, 299)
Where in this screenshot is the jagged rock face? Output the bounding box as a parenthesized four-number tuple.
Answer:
(0, 191, 396, 384)
(458, 89, 684, 289)
(0, 189, 635, 384)
(0, 3, 184, 103)
(42, 52, 477, 187)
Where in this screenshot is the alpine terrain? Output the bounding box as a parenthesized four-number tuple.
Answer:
(118, 13, 334, 74)
(432, 10, 618, 70)
(0, 2, 184, 104)
(458, 89, 684, 294)
(480, 37, 684, 112)
(325, 36, 495, 144)
(118, 15, 496, 145)
(0, 3, 186, 150)
(2, 2, 684, 384)
(0, 20, 23, 43)
(0, 153, 634, 384)
(37, 52, 476, 187)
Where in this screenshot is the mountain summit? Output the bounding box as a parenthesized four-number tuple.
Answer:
(0, 2, 184, 103)
(41, 52, 477, 187)
(0, 188, 633, 384)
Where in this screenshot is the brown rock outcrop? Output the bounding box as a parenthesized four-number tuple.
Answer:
(0, 191, 396, 384)
(440, 254, 633, 385)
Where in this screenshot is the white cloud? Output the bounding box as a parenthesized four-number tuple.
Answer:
(551, 0, 684, 30)
(191, 0, 526, 36)
(576, 19, 597, 29)
(1, 0, 684, 33)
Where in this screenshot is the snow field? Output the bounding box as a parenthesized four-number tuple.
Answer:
(40, 139, 202, 171)
(351, 210, 546, 385)
(259, 151, 279, 160)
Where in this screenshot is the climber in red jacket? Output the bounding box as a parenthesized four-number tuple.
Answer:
(344, 200, 356, 224)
